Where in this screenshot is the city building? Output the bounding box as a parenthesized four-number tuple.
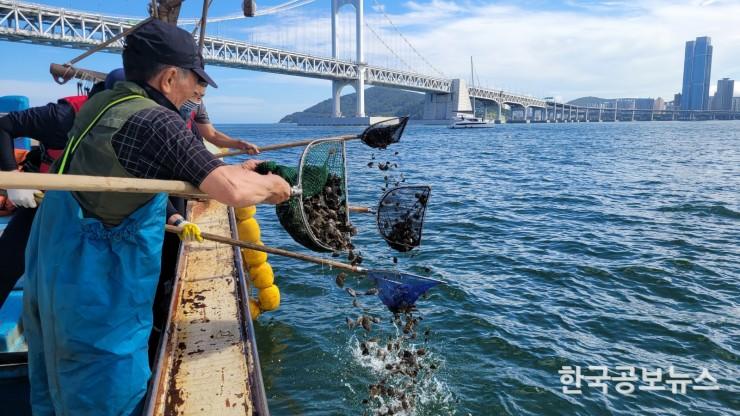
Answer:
(653, 97, 666, 111)
(634, 98, 655, 110)
(673, 93, 682, 108)
(711, 78, 734, 111)
(599, 98, 661, 110)
(732, 97, 740, 112)
(617, 99, 635, 110)
(681, 36, 713, 111)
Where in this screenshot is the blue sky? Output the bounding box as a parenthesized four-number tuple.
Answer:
(1, 0, 739, 122)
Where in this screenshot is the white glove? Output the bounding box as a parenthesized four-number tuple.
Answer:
(7, 188, 39, 208)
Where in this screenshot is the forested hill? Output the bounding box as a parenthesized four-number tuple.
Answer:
(280, 86, 425, 123)
(567, 96, 612, 107)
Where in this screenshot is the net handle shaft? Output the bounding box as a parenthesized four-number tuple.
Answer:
(64, 17, 154, 69)
(50, 63, 107, 85)
(348, 205, 372, 213)
(166, 225, 363, 273)
(0, 172, 204, 197)
(213, 134, 357, 158)
(0, 172, 373, 212)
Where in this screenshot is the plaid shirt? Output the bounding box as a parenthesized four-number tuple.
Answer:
(110, 84, 224, 186)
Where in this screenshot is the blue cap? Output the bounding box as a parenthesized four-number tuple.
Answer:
(105, 68, 126, 90)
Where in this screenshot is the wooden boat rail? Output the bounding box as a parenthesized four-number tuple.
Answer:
(144, 200, 269, 415)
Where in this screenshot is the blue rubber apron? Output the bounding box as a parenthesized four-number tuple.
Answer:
(23, 190, 166, 416)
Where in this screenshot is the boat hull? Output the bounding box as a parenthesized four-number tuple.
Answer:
(448, 123, 495, 129)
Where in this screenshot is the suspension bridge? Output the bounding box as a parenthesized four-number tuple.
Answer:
(0, 0, 738, 123)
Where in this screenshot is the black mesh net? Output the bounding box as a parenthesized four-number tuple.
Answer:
(360, 116, 408, 149)
(376, 185, 431, 252)
(274, 139, 352, 252)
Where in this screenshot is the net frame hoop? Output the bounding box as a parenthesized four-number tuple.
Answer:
(376, 185, 431, 250)
(296, 137, 350, 252)
(360, 116, 409, 149)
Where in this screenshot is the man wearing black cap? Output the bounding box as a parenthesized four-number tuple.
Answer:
(21, 19, 290, 416)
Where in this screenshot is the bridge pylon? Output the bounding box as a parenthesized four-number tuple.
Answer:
(331, 0, 364, 118)
(422, 79, 473, 121)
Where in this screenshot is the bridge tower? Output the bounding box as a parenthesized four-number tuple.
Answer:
(331, 0, 365, 118)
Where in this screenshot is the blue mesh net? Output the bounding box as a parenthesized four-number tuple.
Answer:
(369, 270, 442, 311)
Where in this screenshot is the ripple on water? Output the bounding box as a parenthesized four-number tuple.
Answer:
(222, 122, 740, 416)
(656, 203, 740, 220)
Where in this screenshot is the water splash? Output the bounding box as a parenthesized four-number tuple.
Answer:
(347, 316, 457, 415)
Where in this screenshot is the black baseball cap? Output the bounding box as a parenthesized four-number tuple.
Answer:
(124, 19, 217, 88)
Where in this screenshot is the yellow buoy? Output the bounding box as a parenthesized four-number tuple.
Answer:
(248, 298, 261, 320)
(249, 262, 274, 289)
(237, 218, 261, 243)
(242, 243, 268, 268)
(259, 284, 281, 311)
(235, 205, 257, 220)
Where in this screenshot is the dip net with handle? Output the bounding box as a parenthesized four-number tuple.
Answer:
(259, 138, 351, 253)
(369, 270, 442, 312)
(360, 116, 408, 149)
(376, 185, 431, 252)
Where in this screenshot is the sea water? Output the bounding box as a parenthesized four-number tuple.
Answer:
(220, 121, 739, 416)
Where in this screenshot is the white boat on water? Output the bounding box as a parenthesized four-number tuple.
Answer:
(448, 114, 494, 128)
(449, 56, 495, 129)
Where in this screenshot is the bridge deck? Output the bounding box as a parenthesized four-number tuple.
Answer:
(1, 0, 738, 120)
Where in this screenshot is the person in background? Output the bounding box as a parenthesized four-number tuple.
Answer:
(22, 19, 290, 416)
(181, 81, 260, 154)
(0, 69, 125, 306)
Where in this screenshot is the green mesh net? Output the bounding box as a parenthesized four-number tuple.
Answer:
(256, 161, 297, 184)
(260, 139, 351, 252)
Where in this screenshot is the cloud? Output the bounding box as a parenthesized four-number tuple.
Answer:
(194, 0, 740, 118)
(365, 0, 740, 100)
(6, 1, 738, 123)
(403, 0, 467, 15)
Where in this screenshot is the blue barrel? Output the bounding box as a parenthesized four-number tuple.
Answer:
(0, 95, 31, 150)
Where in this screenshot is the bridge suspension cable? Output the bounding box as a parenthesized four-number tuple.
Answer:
(369, 0, 445, 78)
(364, 21, 415, 73)
(180, 0, 317, 24)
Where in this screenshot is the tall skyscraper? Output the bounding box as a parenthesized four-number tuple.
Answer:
(681, 36, 713, 111)
(712, 78, 734, 111)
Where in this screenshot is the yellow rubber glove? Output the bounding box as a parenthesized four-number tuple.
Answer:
(177, 220, 204, 243)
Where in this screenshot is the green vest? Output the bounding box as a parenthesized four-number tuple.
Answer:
(57, 82, 160, 226)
